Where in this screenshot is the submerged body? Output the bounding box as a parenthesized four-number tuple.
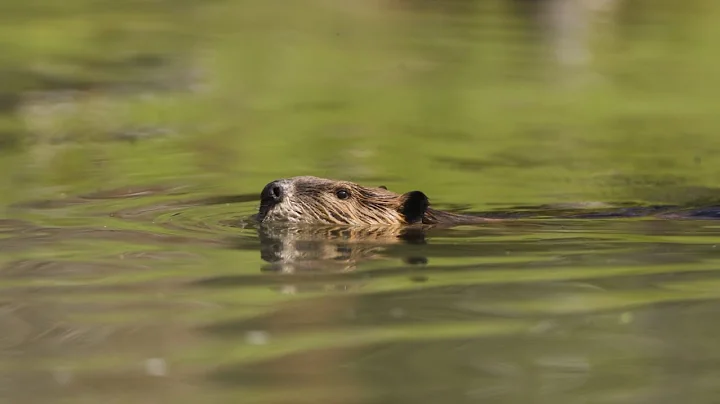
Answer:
(256, 176, 493, 226)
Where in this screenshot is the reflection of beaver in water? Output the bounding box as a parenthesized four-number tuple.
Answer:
(256, 176, 495, 226)
(255, 222, 429, 273)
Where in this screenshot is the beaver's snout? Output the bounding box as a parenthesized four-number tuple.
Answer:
(261, 180, 285, 203)
(259, 180, 288, 220)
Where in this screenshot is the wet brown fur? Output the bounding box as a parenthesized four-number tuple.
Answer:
(257, 176, 494, 226)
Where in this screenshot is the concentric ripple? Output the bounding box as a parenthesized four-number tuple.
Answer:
(109, 193, 260, 238)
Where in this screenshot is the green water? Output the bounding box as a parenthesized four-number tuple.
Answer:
(3, 1, 720, 403)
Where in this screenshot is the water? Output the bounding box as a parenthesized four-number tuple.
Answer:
(3, 1, 720, 403)
(4, 198, 720, 404)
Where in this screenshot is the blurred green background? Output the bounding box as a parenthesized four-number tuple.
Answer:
(2, 0, 720, 208)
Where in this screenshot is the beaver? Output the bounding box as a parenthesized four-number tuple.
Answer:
(256, 176, 495, 226)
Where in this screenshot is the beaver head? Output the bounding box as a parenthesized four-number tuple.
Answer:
(256, 176, 431, 225)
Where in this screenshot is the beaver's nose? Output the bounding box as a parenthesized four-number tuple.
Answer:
(261, 180, 284, 202)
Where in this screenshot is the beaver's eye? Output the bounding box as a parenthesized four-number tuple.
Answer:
(335, 189, 350, 200)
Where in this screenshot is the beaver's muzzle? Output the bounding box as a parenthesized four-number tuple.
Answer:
(258, 180, 286, 220)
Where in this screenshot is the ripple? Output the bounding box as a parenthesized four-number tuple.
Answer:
(109, 194, 259, 237)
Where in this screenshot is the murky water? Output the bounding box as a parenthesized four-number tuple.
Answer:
(3, 1, 720, 403)
(4, 187, 720, 404)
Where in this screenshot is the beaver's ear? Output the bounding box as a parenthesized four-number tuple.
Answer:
(400, 191, 429, 224)
(378, 185, 387, 190)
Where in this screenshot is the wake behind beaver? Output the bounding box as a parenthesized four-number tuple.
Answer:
(255, 176, 720, 226)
